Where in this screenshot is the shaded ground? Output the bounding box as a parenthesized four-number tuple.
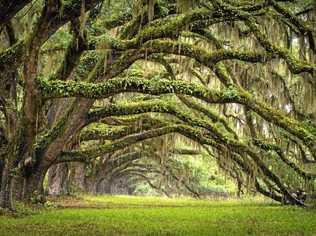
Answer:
(0, 195, 316, 236)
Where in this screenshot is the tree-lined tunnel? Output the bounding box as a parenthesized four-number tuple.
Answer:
(0, 0, 316, 211)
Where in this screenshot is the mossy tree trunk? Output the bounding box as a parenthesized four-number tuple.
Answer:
(47, 163, 70, 196)
(22, 165, 48, 203)
(0, 160, 14, 209)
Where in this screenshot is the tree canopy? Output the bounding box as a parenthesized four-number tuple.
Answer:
(0, 0, 315, 210)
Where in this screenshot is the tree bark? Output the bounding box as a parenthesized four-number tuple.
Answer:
(69, 163, 86, 192)
(97, 178, 112, 194)
(0, 161, 14, 209)
(22, 166, 47, 203)
(47, 163, 69, 196)
(84, 177, 98, 194)
(12, 175, 24, 201)
(0, 158, 4, 191)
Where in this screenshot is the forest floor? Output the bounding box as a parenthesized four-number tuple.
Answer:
(0, 195, 316, 236)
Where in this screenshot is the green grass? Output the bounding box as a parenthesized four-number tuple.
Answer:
(0, 195, 316, 236)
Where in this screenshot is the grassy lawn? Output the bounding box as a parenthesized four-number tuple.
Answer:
(0, 195, 316, 236)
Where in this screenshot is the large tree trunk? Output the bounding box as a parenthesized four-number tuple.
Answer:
(47, 163, 69, 196)
(0, 158, 4, 191)
(69, 163, 86, 192)
(23, 166, 47, 203)
(0, 161, 14, 209)
(85, 177, 98, 194)
(111, 178, 131, 195)
(12, 175, 24, 201)
(96, 178, 112, 194)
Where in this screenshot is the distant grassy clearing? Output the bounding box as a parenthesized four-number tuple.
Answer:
(0, 195, 315, 236)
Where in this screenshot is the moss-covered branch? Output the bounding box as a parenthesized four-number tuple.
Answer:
(86, 100, 314, 184)
(270, 0, 315, 51)
(60, 125, 181, 161)
(79, 122, 161, 142)
(61, 113, 304, 205)
(36, 76, 226, 101)
(0, 0, 103, 76)
(253, 138, 316, 180)
(37, 75, 316, 156)
(245, 18, 316, 75)
(87, 99, 234, 140)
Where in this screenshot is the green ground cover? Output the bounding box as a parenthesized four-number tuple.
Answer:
(0, 195, 315, 236)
